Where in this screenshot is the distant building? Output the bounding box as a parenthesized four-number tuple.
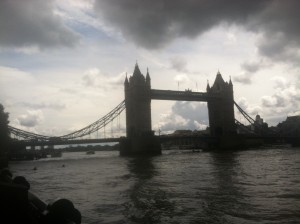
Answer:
(173, 130, 193, 136)
(236, 114, 269, 135)
(252, 114, 268, 135)
(277, 116, 300, 137)
(255, 115, 264, 125)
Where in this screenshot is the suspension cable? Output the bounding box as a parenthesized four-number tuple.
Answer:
(9, 100, 125, 141)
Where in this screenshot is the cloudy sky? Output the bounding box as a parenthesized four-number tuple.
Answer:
(0, 0, 299, 137)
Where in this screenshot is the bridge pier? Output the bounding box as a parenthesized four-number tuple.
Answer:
(119, 134, 161, 156)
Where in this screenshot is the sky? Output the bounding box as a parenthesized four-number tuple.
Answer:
(0, 0, 299, 137)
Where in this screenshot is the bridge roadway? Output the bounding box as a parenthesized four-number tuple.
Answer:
(13, 138, 121, 147)
(11, 135, 298, 148)
(13, 135, 218, 147)
(151, 89, 221, 101)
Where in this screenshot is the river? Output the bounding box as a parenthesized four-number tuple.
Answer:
(8, 146, 300, 224)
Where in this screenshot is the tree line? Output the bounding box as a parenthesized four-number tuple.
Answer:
(0, 103, 10, 168)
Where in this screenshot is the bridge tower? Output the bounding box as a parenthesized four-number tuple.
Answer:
(207, 71, 236, 138)
(121, 63, 161, 155)
(124, 63, 152, 137)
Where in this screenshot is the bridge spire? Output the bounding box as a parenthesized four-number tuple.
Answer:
(133, 62, 142, 77)
(146, 67, 151, 86)
(206, 80, 210, 91)
(207, 71, 236, 138)
(124, 72, 129, 88)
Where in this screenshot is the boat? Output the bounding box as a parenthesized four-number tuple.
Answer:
(86, 150, 95, 155)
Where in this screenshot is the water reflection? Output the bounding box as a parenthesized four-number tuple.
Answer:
(124, 156, 175, 224)
(127, 156, 157, 180)
(195, 151, 257, 223)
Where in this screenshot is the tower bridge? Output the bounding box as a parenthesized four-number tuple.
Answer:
(122, 63, 236, 155)
(9, 63, 290, 156)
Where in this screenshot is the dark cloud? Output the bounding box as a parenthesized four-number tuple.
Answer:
(170, 56, 188, 73)
(17, 110, 43, 128)
(261, 95, 286, 108)
(241, 60, 267, 73)
(94, 0, 268, 49)
(237, 60, 270, 84)
(233, 72, 252, 84)
(0, 0, 79, 49)
(250, 1, 300, 65)
(94, 0, 300, 68)
(238, 1, 300, 82)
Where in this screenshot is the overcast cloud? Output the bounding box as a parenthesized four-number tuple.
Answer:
(17, 110, 44, 128)
(236, 76, 300, 125)
(94, 1, 300, 61)
(94, 0, 269, 49)
(0, 0, 79, 49)
(1, 0, 299, 135)
(94, 0, 300, 87)
(159, 101, 208, 132)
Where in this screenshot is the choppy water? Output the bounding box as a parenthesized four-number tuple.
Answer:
(9, 146, 300, 224)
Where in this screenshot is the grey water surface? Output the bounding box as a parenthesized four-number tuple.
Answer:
(9, 146, 300, 224)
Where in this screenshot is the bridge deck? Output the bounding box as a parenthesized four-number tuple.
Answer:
(13, 138, 121, 147)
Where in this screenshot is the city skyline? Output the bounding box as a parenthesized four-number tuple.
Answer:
(0, 0, 299, 137)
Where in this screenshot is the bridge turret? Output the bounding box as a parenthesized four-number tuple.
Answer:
(207, 71, 236, 137)
(124, 73, 129, 89)
(125, 63, 152, 138)
(211, 71, 226, 92)
(122, 63, 160, 155)
(206, 80, 210, 92)
(130, 63, 146, 86)
(146, 68, 151, 87)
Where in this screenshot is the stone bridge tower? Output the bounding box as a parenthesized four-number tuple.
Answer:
(207, 71, 236, 137)
(121, 63, 161, 155)
(124, 63, 152, 137)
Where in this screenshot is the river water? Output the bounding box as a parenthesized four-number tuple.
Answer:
(9, 146, 300, 224)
